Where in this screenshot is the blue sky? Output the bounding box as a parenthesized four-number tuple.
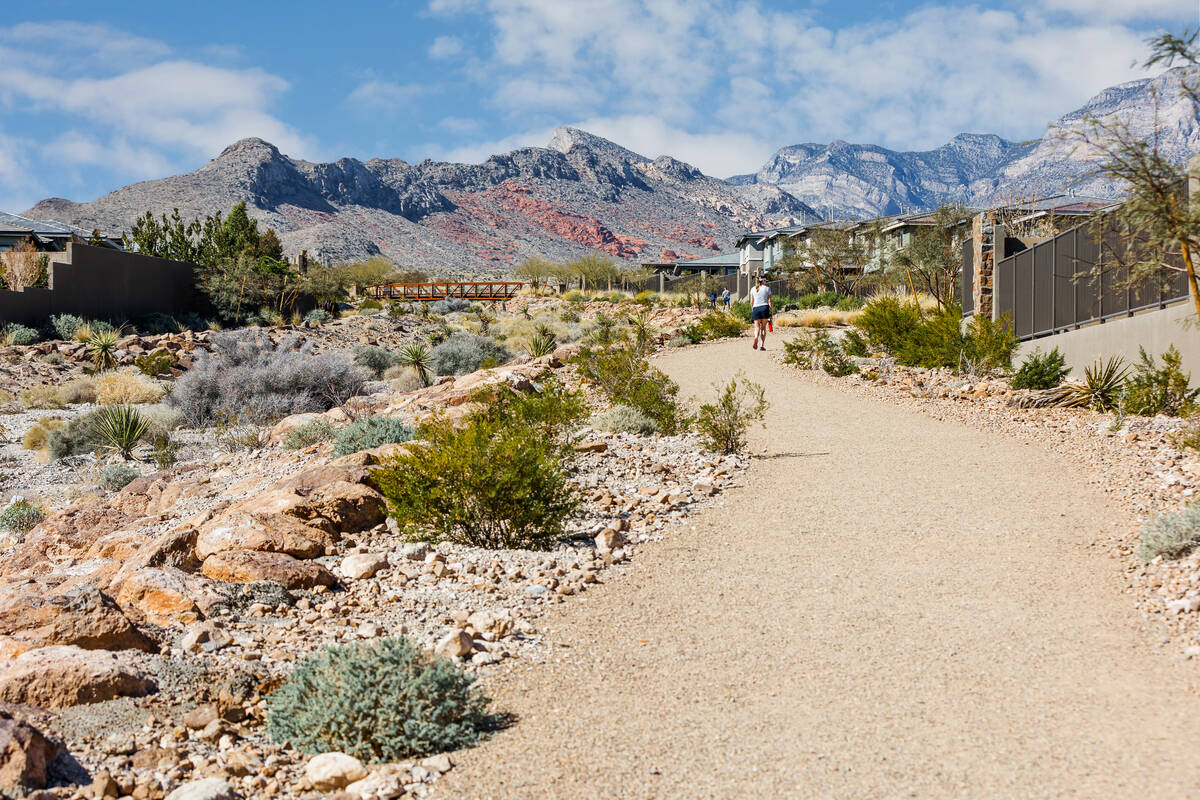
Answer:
(2, 0, 1197, 211)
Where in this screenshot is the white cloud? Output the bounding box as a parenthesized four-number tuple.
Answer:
(1033, 0, 1199, 21)
(438, 116, 482, 134)
(347, 80, 425, 111)
(429, 35, 463, 59)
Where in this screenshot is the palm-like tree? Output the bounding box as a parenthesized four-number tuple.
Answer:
(397, 343, 433, 387)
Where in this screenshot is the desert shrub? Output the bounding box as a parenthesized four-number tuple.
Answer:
(139, 404, 183, 437)
(135, 350, 178, 377)
(783, 330, 858, 376)
(859, 300, 1014, 372)
(95, 404, 148, 459)
(95, 370, 165, 405)
(573, 344, 687, 434)
(796, 291, 841, 309)
(332, 416, 415, 457)
(134, 313, 180, 335)
(99, 464, 140, 491)
(374, 412, 578, 549)
(354, 346, 398, 378)
(525, 333, 557, 358)
(679, 312, 746, 343)
(1124, 346, 1198, 417)
(696, 373, 769, 455)
(1011, 347, 1069, 391)
(842, 329, 870, 357)
(634, 290, 657, 305)
(267, 636, 492, 760)
(1137, 503, 1200, 562)
(0, 501, 43, 534)
(855, 296, 921, 353)
(1, 324, 39, 346)
(48, 409, 107, 459)
(590, 404, 659, 435)
(835, 295, 864, 311)
(428, 333, 511, 376)
(562, 290, 587, 303)
(284, 419, 335, 450)
(150, 433, 179, 469)
(168, 330, 369, 426)
(730, 300, 752, 323)
(962, 313, 1017, 373)
(429, 298, 471, 314)
(1020, 357, 1130, 411)
(42, 352, 63, 366)
(20, 385, 64, 410)
(358, 298, 382, 311)
(303, 309, 332, 324)
(471, 377, 586, 444)
(49, 314, 86, 341)
(21, 417, 65, 451)
(86, 328, 122, 371)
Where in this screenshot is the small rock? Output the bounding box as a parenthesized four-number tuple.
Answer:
(523, 585, 548, 598)
(435, 630, 473, 659)
(420, 754, 453, 774)
(183, 705, 219, 730)
(398, 543, 429, 561)
(305, 752, 367, 792)
(594, 528, 626, 554)
(339, 553, 388, 580)
(1166, 597, 1200, 614)
(164, 777, 241, 800)
(179, 622, 233, 654)
(357, 622, 381, 639)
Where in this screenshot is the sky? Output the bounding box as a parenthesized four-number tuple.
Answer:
(2, 0, 1197, 212)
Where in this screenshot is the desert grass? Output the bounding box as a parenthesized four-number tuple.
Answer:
(21, 417, 65, 450)
(94, 369, 166, 405)
(866, 287, 940, 313)
(58, 377, 97, 405)
(775, 309, 864, 328)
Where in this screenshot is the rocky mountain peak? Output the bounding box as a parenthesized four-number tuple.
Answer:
(214, 137, 285, 163)
(547, 127, 647, 163)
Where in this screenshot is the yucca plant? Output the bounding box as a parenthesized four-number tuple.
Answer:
(526, 333, 557, 358)
(396, 343, 433, 387)
(1019, 356, 1129, 411)
(87, 328, 123, 371)
(95, 404, 149, 460)
(627, 311, 655, 352)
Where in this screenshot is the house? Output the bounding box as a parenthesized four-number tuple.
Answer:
(0, 211, 122, 252)
(640, 251, 741, 276)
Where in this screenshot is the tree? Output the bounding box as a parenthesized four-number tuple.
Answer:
(0, 238, 44, 290)
(566, 252, 619, 291)
(890, 204, 969, 310)
(88, 229, 104, 246)
(1061, 28, 1200, 323)
(514, 257, 554, 290)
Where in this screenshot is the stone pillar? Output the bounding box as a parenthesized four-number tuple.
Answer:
(971, 211, 996, 319)
(1190, 154, 1200, 202)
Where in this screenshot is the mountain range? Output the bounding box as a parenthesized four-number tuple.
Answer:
(25, 67, 1199, 274)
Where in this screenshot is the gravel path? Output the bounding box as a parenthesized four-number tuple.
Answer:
(435, 335, 1200, 799)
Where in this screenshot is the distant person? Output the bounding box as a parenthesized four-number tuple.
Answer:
(751, 277, 772, 350)
(721, 287, 730, 311)
(708, 290, 717, 309)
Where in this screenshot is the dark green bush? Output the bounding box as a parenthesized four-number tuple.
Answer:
(858, 299, 1015, 372)
(267, 636, 492, 761)
(2, 324, 39, 346)
(374, 411, 578, 549)
(1124, 345, 1198, 417)
(696, 373, 769, 454)
(842, 329, 870, 358)
(730, 300, 752, 323)
(573, 344, 687, 434)
(855, 296, 921, 353)
(1011, 347, 1069, 390)
(471, 377, 586, 443)
(0, 501, 43, 533)
(135, 350, 179, 377)
(783, 330, 858, 376)
(354, 346, 398, 378)
(679, 312, 747, 343)
(99, 464, 140, 491)
(358, 298, 382, 311)
(332, 415, 415, 457)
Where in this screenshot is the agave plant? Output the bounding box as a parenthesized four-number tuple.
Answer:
(87, 327, 123, 371)
(96, 404, 149, 460)
(1018, 356, 1129, 411)
(526, 333, 558, 358)
(396, 343, 433, 387)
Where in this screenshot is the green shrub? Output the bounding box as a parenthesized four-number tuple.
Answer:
(2, 324, 39, 346)
(590, 404, 659, 435)
(696, 373, 769, 455)
(267, 636, 492, 761)
(135, 350, 178, 377)
(857, 299, 1015, 372)
(358, 298, 382, 311)
(679, 312, 746, 344)
(48, 410, 107, 459)
(95, 404, 149, 459)
(428, 333, 511, 376)
(284, 419, 335, 450)
(783, 330, 858, 376)
(1011, 347, 1069, 390)
(99, 464, 140, 491)
(842, 329, 870, 358)
(87, 328, 122, 371)
(0, 501, 43, 533)
(332, 415, 415, 457)
(525, 333, 557, 358)
(303, 309, 332, 324)
(42, 352, 63, 366)
(354, 346, 398, 378)
(151, 433, 179, 469)
(855, 296, 921, 353)
(962, 313, 1017, 372)
(471, 377, 586, 443)
(1124, 345, 1198, 417)
(730, 300, 752, 323)
(573, 344, 687, 434)
(1025, 357, 1130, 411)
(374, 411, 578, 549)
(834, 295, 864, 311)
(634, 290, 657, 305)
(49, 314, 86, 340)
(1138, 502, 1200, 562)
(394, 343, 433, 387)
(796, 291, 841, 309)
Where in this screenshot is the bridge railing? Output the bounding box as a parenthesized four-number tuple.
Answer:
(368, 281, 525, 302)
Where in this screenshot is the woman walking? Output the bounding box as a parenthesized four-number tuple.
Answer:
(751, 277, 772, 350)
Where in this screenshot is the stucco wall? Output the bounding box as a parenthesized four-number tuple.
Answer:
(1015, 300, 1200, 377)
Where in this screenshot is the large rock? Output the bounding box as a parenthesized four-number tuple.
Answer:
(0, 496, 142, 576)
(305, 752, 367, 791)
(201, 550, 336, 590)
(0, 587, 155, 658)
(196, 511, 337, 560)
(0, 709, 59, 797)
(267, 412, 329, 446)
(165, 777, 241, 800)
(234, 481, 385, 533)
(0, 646, 155, 707)
(268, 464, 373, 493)
(111, 567, 219, 626)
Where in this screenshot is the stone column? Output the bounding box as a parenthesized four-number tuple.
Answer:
(971, 211, 996, 319)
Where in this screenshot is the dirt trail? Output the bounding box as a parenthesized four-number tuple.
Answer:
(436, 335, 1200, 799)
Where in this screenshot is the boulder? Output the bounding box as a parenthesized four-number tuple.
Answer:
(178, 621, 233, 654)
(0, 709, 59, 797)
(111, 567, 220, 626)
(305, 752, 367, 792)
(268, 465, 373, 493)
(0, 646, 155, 707)
(165, 778, 241, 800)
(234, 481, 385, 534)
(0, 586, 156, 656)
(201, 550, 336, 590)
(339, 553, 388, 580)
(267, 413, 329, 445)
(196, 511, 336, 560)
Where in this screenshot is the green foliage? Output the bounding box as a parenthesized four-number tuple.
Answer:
(48, 410, 107, 459)
(696, 373, 769, 455)
(961, 313, 1018, 372)
(2, 324, 39, 346)
(472, 377, 586, 445)
(1124, 346, 1198, 417)
(428, 333, 511, 376)
(1011, 347, 1070, 390)
(395, 343, 432, 387)
(782, 329, 859, 376)
(634, 290, 657, 305)
(573, 344, 687, 434)
(525, 332, 557, 358)
(358, 298, 382, 311)
(679, 312, 747, 344)
(99, 464, 140, 491)
(135, 350, 179, 377)
(266, 636, 493, 761)
(151, 433, 179, 469)
(589, 404, 659, 435)
(841, 328, 870, 357)
(284, 419, 335, 450)
(0, 501, 43, 534)
(730, 300, 753, 323)
(95, 404, 149, 459)
(87, 328, 122, 371)
(1029, 357, 1130, 411)
(1137, 502, 1200, 562)
(855, 296, 921, 353)
(855, 298, 1015, 372)
(353, 346, 398, 378)
(332, 416, 415, 457)
(303, 309, 332, 324)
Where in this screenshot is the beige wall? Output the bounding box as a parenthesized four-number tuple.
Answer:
(1015, 300, 1200, 377)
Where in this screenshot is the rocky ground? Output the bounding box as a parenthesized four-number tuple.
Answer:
(0, 299, 725, 799)
(785, 348, 1200, 658)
